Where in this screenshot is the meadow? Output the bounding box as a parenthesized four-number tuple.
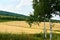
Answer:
(0, 21, 60, 40)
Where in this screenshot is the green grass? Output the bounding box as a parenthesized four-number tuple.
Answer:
(0, 33, 39, 40)
(0, 19, 17, 22)
(0, 19, 22, 22)
(0, 33, 60, 40)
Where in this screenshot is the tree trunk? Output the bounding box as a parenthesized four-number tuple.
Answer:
(44, 20, 47, 40)
(49, 19, 52, 40)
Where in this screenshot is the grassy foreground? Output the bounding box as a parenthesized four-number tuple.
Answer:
(0, 33, 60, 40)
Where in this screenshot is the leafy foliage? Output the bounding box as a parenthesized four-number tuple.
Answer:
(27, 0, 60, 27)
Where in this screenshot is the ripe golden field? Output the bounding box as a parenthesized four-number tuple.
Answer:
(0, 21, 60, 34)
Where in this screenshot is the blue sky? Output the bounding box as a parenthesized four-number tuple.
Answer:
(0, 0, 60, 20)
(0, 0, 33, 16)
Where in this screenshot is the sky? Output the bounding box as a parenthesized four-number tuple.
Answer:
(0, 0, 33, 16)
(0, 0, 60, 20)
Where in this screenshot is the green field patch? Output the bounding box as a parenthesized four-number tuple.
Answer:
(0, 33, 60, 40)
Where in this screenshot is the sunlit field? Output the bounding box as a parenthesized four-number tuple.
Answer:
(0, 21, 60, 34)
(0, 21, 60, 40)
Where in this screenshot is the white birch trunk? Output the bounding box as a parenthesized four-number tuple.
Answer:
(49, 20, 52, 40)
(44, 20, 47, 40)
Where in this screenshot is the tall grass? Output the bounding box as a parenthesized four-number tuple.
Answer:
(0, 33, 60, 40)
(0, 33, 39, 40)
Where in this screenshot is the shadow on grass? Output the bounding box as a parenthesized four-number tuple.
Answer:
(54, 30, 60, 32)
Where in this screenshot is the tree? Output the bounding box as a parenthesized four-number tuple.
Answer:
(33, 0, 60, 40)
(27, 0, 60, 40)
(49, 0, 60, 40)
(33, 0, 51, 40)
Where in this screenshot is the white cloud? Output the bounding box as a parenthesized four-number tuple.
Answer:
(0, 4, 14, 11)
(10, 0, 17, 2)
(51, 15, 60, 20)
(14, 0, 33, 15)
(15, 0, 32, 10)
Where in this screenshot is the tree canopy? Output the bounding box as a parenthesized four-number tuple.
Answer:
(33, 0, 60, 19)
(26, 0, 60, 27)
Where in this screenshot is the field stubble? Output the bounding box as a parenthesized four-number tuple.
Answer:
(0, 21, 60, 34)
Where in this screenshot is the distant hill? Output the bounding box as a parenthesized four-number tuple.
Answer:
(0, 11, 60, 23)
(0, 11, 26, 17)
(0, 11, 29, 21)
